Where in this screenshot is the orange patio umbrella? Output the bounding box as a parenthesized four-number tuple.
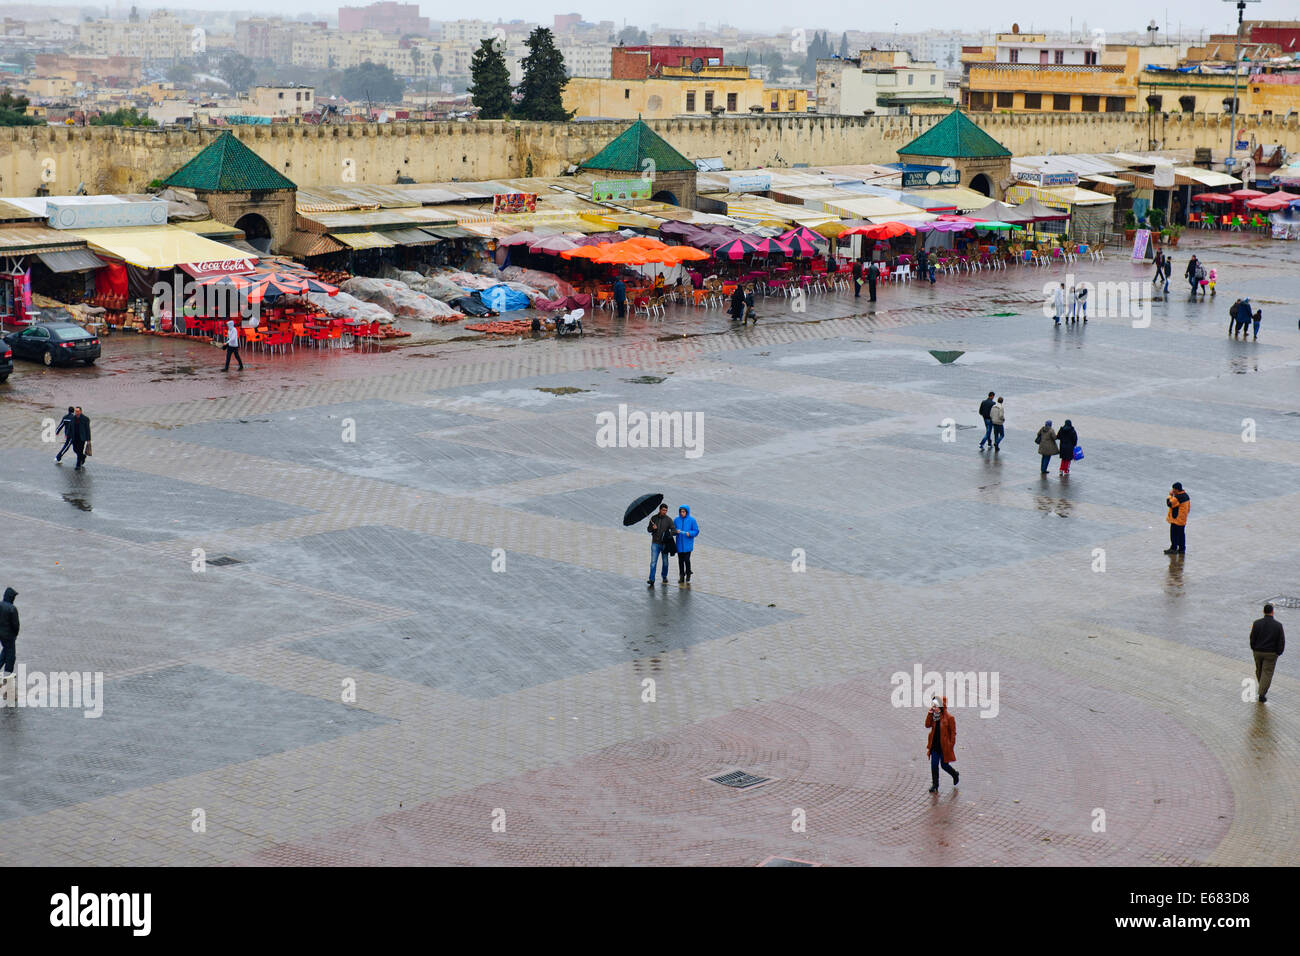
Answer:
(560, 245, 606, 260)
(662, 245, 710, 261)
(622, 236, 670, 249)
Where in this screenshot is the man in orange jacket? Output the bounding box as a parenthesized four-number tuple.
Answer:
(1164, 482, 1189, 555)
(926, 696, 958, 793)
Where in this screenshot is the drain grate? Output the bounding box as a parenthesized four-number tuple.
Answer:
(1266, 596, 1300, 608)
(207, 556, 242, 567)
(709, 770, 770, 790)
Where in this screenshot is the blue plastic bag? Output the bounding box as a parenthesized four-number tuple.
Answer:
(1073, 446, 1084, 461)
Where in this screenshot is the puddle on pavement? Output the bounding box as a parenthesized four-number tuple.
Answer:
(623, 375, 667, 384)
(61, 493, 92, 512)
(1034, 495, 1073, 517)
(535, 386, 589, 395)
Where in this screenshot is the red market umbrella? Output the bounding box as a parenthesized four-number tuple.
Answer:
(842, 221, 917, 240)
(1192, 193, 1233, 204)
(1244, 190, 1300, 210)
(1227, 189, 1265, 200)
(714, 236, 766, 260)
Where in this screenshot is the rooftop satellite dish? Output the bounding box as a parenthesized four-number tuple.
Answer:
(689, 57, 704, 73)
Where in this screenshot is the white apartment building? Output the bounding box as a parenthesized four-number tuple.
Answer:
(78, 11, 191, 62)
(249, 85, 315, 116)
(816, 49, 948, 116)
(558, 43, 611, 78)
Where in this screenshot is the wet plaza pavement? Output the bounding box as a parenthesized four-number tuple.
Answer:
(0, 230, 1297, 866)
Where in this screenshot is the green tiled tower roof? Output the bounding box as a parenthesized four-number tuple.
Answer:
(580, 119, 695, 173)
(163, 130, 296, 192)
(897, 110, 1011, 159)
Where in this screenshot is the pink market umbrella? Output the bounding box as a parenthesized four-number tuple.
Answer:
(714, 236, 766, 260)
(776, 233, 819, 257)
(529, 235, 580, 254)
(499, 231, 541, 247)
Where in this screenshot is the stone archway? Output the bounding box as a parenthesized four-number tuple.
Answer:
(651, 189, 678, 206)
(968, 173, 992, 197)
(235, 213, 273, 253)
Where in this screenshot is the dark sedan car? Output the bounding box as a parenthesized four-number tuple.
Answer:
(3, 321, 101, 367)
(0, 340, 11, 383)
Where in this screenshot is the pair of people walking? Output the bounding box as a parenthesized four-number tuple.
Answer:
(54, 406, 91, 470)
(1034, 419, 1079, 474)
(1164, 482, 1189, 554)
(977, 392, 1006, 451)
(1229, 298, 1260, 340)
(647, 504, 699, 586)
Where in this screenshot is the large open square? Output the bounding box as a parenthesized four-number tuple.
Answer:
(0, 230, 1295, 867)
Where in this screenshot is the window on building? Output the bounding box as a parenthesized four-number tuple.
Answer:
(1084, 50, 1098, 65)
(907, 73, 914, 85)
(930, 74, 936, 85)
(624, 88, 629, 99)
(727, 92, 737, 111)
(1054, 50, 1064, 64)
(1009, 48, 1019, 64)
(704, 90, 714, 111)
(278, 91, 284, 99)
(1105, 96, 1126, 112)
(1053, 93, 1071, 110)
(686, 91, 696, 111)
(1081, 95, 1100, 112)
(788, 94, 797, 110)
(771, 96, 778, 110)
(1040, 50, 1049, 64)
(996, 92, 1013, 108)
(1024, 92, 1042, 110)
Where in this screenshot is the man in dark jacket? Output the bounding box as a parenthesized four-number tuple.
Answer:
(67, 406, 91, 471)
(54, 406, 75, 463)
(977, 391, 996, 450)
(852, 259, 862, 298)
(646, 504, 675, 587)
(1249, 604, 1285, 702)
(1184, 255, 1200, 296)
(0, 586, 17, 683)
(1164, 481, 1189, 554)
(613, 278, 626, 318)
(866, 261, 880, 301)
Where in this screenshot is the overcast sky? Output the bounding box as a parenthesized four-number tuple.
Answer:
(169, 2, 1249, 38)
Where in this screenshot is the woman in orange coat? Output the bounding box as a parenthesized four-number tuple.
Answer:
(926, 696, 959, 793)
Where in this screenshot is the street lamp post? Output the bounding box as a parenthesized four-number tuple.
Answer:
(1223, 0, 1261, 175)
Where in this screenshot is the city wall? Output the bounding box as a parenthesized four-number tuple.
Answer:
(6, 111, 1300, 198)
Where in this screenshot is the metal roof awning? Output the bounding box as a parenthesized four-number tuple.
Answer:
(68, 225, 256, 268)
(423, 226, 473, 239)
(0, 224, 89, 255)
(281, 231, 346, 258)
(330, 231, 396, 250)
(382, 227, 442, 246)
(225, 239, 262, 256)
(37, 248, 107, 273)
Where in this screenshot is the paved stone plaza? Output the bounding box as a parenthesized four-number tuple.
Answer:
(0, 231, 1296, 866)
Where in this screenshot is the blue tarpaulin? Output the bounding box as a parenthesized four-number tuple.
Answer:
(481, 285, 530, 312)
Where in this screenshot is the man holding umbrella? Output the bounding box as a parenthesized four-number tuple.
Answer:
(647, 504, 676, 587)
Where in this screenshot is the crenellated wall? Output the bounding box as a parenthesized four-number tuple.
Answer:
(6, 111, 1300, 199)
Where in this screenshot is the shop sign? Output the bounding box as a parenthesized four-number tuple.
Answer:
(1016, 171, 1078, 187)
(592, 179, 652, 202)
(493, 193, 537, 215)
(901, 168, 961, 188)
(728, 174, 771, 192)
(178, 258, 257, 279)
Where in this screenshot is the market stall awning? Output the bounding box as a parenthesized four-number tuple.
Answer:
(69, 225, 259, 269)
(423, 226, 474, 239)
(281, 231, 345, 258)
(37, 248, 106, 273)
(173, 219, 245, 241)
(330, 231, 396, 250)
(0, 224, 89, 255)
(381, 227, 442, 246)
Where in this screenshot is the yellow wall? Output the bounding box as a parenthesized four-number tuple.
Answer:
(565, 76, 767, 119)
(4, 112, 1300, 197)
(761, 88, 809, 113)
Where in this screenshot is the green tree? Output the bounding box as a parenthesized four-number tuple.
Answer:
(90, 107, 157, 127)
(839, 32, 849, 58)
(340, 61, 404, 104)
(763, 49, 785, 78)
(432, 52, 443, 75)
(617, 26, 647, 45)
(515, 27, 572, 121)
(468, 38, 512, 119)
(167, 62, 194, 85)
(0, 88, 39, 126)
(217, 52, 255, 93)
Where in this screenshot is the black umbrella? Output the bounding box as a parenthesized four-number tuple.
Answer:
(623, 493, 664, 526)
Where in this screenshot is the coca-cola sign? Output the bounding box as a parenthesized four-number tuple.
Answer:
(179, 258, 257, 278)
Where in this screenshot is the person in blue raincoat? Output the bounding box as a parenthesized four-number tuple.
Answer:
(674, 505, 699, 585)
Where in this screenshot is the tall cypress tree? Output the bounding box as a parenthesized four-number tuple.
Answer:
(516, 27, 574, 122)
(469, 39, 512, 119)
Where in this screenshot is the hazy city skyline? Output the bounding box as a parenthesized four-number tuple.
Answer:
(51, 2, 1254, 39)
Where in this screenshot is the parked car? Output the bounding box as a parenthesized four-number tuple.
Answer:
(3, 321, 101, 367)
(0, 340, 11, 383)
